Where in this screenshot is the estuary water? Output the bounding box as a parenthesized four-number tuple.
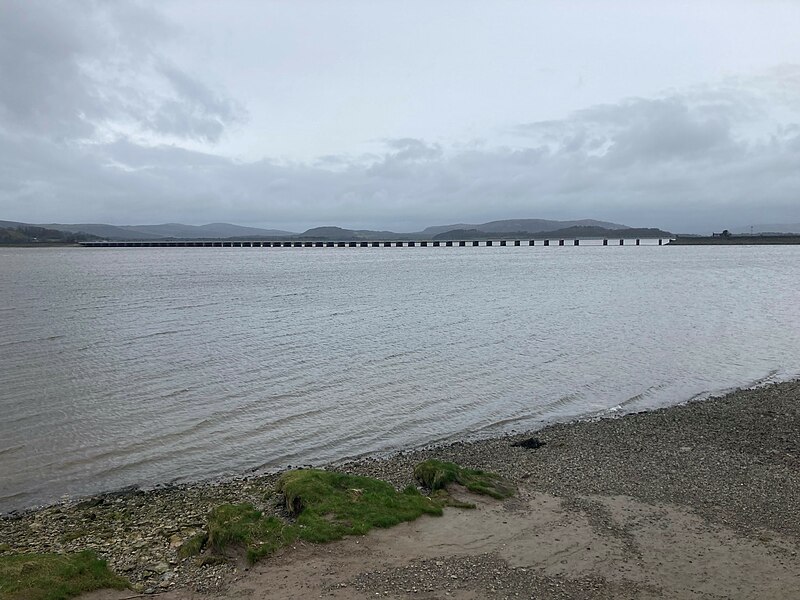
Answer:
(1, 244, 799, 512)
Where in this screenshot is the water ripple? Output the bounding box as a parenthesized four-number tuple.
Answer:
(2, 246, 800, 512)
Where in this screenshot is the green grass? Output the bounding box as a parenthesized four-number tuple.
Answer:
(200, 469, 443, 563)
(413, 460, 515, 499)
(278, 469, 442, 543)
(195, 465, 505, 565)
(206, 504, 297, 563)
(0, 551, 127, 600)
(177, 532, 208, 558)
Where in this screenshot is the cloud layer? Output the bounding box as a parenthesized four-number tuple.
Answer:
(0, 0, 243, 143)
(1, 1, 799, 233)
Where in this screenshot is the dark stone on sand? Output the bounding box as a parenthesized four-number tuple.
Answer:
(511, 437, 546, 450)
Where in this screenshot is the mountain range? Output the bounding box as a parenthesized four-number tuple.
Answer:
(2, 218, 671, 242)
(35, 222, 293, 240)
(421, 218, 629, 236)
(432, 226, 669, 241)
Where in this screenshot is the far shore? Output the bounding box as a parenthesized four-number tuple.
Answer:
(669, 235, 800, 245)
(2, 381, 799, 599)
(0, 242, 85, 248)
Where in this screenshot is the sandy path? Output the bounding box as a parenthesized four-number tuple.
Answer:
(84, 485, 800, 600)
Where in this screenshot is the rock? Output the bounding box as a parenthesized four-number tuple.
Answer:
(511, 437, 546, 450)
(169, 530, 199, 550)
(76, 497, 104, 509)
(148, 561, 170, 574)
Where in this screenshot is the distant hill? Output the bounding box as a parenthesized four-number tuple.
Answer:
(433, 229, 528, 240)
(117, 223, 295, 239)
(422, 218, 630, 236)
(29, 222, 296, 240)
(0, 224, 100, 244)
(299, 226, 402, 240)
(38, 223, 155, 240)
(731, 223, 800, 235)
(197, 222, 295, 237)
(300, 218, 641, 241)
(533, 225, 671, 239)
(433, 225, 671, 240)
(1, 217, 666, 242)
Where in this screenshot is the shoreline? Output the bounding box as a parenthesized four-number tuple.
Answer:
(669, 235, 800, 245)
(2, 380, 799, 597)
(4, 372, 794, 518)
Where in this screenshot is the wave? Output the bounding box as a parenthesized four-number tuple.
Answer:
(0, 443, 24, 457)
(129, 330, 182, 341)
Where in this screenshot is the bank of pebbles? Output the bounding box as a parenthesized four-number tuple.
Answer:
(1, 381, 798, 595)
(346, 380, 800, 538)
(0, 476, 284, 594)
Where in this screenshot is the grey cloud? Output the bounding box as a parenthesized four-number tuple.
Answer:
(383, 138, 443, 161)
(2, 72, 799, 233)
(150, 64, 245, 142)
(515, 95, 742, 166)
(0, 1, 102, 138)
(148, 100, 225, 143)
(602, 99, 735, 164)
(159, 64, 240, 122)
(313, 155, 350, 169)
(365, 138, 445, 179)
(734, 65, 800, 109)
(101, 138, 231, 169)
(0, 0, 243, 143)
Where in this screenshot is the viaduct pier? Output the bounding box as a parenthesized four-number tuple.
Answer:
(79, 238, 668, 248)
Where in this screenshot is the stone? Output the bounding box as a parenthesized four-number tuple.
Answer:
(511, 437, 546, 450)
(148, 561, 169, 574)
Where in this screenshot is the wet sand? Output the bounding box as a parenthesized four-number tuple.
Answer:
(3, 381, 799, 599)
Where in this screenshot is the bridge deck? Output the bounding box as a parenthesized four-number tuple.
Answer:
(79, 238, 667, 248)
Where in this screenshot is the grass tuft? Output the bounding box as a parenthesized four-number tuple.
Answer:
(177, 532, 208, 558)
(277, 469, 442, 544)
(206, 504, 297, 564)
(0, 551, 127, 600)
(414, 460, 515, 500)
(199, 469, 443, 564)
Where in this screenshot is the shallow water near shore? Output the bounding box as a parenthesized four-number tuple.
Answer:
(1, 244, 799, 512)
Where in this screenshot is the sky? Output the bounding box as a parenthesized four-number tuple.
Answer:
(1, 1, 799, 233)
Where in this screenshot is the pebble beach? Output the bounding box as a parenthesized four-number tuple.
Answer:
(1, 380, 798, 599)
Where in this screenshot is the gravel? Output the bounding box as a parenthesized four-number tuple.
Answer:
(1, 380, 798, 596)
(344, 380, 800, 540)
(348, 553, 656, 599)
(0, 475, 283, 593)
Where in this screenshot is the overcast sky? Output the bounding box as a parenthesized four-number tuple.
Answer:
(1, 0, 799, 233)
